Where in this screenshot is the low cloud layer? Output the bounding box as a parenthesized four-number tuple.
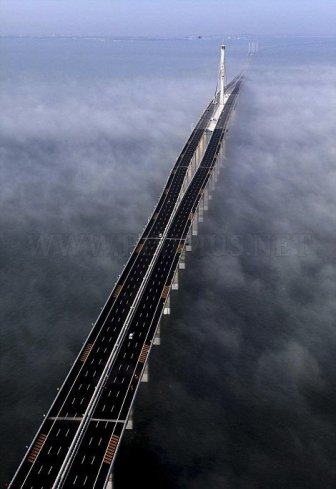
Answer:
(0, 45, 217, 484)
(114, 55, 336, 488)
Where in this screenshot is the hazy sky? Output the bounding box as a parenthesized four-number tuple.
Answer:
(1, 0, 336, 37)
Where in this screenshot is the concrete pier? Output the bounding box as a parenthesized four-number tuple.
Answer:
(204, 186, 209, 211)
(186, 228, 192, 251)
(154, 324, 161, 345)
(198, 194, 204, 223)
(192, 210, 198, 236)
(172, 269, 179, 291)
(164, 294, 171, 315)
(126, 408, 133, 430)
(107, 473, 113, 489)
(141, 363, 149, 383)
(211, 169, 216, 192)
(179, 249, 186, 269)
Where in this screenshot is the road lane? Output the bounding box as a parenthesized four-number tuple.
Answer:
(9, 92, 219, 489)
(60, 80, 242, 488)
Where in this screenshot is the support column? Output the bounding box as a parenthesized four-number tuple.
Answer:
(206, 129, 211, 147)
(164, 294, 171, 315)
(201, 133, 205, 155)
(200, 141, 204, 161)
(204, 186, 209, 211)
(172, 269, 179, 291)
(141, 363, 149, 383)
(126, 408, 133, 430)
(179, 249, 186, 269)
(154, 324, 161, 345)
(187, 163, 192, 183)
(182, 178, 187, 196)
(220, 140, 226, 167)
(198, 195, 204, 223)
(195, 146, 200, 167)
(211, 169, 216, 192)
(192, 210, 198, 236)
(193, 153, 197, 174)
(186, 228, 192, 251)
(214, 161, 218, 182)
(208, 179, 213, 200)
(107, 473, 113, 489)
(197, 139, 201, 162)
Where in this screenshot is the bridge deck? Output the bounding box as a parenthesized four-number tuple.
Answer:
(9, 79, 242, 489)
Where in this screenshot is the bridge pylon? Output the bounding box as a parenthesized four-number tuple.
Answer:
(219, 44, 226, 106)
(248, 41, 258, 56)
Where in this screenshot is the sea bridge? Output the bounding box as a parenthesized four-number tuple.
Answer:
(9, 44, 248, 489)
